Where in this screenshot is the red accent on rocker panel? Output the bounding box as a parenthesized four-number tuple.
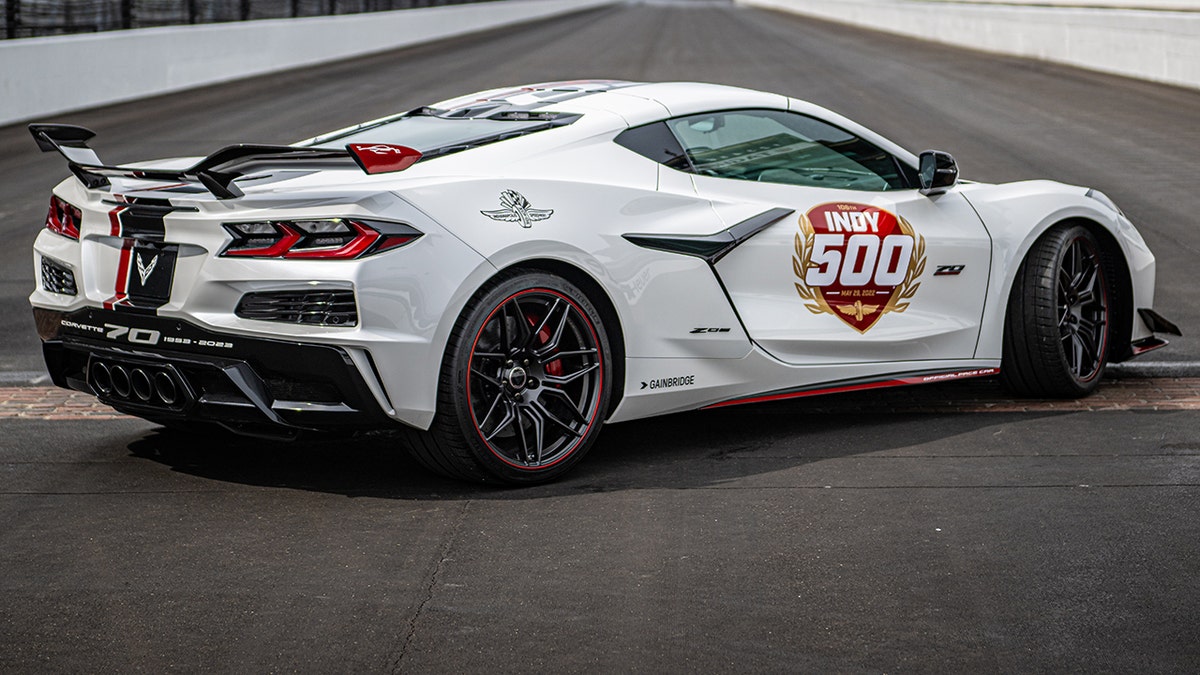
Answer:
(103, 242, 135, 310)
(703, 367, 1000, 410)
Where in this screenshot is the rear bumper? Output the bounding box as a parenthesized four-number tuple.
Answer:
(35, 307, 393, 436)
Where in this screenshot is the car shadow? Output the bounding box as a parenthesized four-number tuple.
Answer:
(125, 378, 1068, 500)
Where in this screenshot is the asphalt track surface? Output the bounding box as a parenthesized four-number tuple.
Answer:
(1, 1, 1198, 671)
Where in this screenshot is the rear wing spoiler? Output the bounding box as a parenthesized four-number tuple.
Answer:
(28, 124, 421, 199)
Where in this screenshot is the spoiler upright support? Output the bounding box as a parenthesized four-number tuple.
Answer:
(30, 124, 110, 189)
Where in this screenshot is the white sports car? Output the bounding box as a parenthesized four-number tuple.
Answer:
(29, 80, 1179, 483)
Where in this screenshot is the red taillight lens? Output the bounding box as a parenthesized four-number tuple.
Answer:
(220, 218, 420, 260)
(45, 195, 82, 239)
(222, 222, 303, 257)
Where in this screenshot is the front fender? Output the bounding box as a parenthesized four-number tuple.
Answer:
(962, 181, 1156, 360)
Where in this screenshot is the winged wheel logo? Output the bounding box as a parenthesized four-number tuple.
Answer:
(481, 190, 553, 228)
(838, 300, 878, 322)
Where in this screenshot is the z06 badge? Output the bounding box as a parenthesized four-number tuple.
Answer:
(793, 202, 926, 333)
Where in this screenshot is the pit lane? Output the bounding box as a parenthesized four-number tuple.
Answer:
(1, 0, 1198, 670)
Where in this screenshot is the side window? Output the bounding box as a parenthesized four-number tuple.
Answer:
(614, 122, 691, 171)
(664, 109, 911, 191)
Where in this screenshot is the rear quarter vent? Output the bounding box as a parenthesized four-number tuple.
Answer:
(235, 290, 358, 327)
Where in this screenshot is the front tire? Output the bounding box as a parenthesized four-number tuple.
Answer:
(1001, 224, 1111, 397)
(407, 271, 612, 484)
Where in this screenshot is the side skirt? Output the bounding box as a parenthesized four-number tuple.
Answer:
(703, 367, 1000, 410)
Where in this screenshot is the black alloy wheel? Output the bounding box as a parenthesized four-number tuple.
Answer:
(408, 271, 612, 484)
(1002, 224, 1112, 397)
(467, 287, 604, 469)
(1057, 235, 1109, 383)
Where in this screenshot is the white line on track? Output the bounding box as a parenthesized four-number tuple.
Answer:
(0, 371, 51, 385)
(1108, 361, 1200, 376)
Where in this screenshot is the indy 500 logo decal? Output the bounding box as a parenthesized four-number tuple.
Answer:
(792, 203, 926, 333)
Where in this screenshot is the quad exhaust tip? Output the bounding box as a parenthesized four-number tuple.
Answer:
(88, 361, 185, 408)
(110, 365, 131, 398)
(153, 371, 178, 406)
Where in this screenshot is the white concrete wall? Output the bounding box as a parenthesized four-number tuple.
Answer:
(739, 0, 1200, 90)
(0, 0, 616, 127)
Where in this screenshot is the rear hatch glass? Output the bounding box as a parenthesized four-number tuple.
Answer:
(302, 110, 578, 157)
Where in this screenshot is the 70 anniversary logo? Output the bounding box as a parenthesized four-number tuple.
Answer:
(792, 202, 926, 333)
(60, 319, 234, 350)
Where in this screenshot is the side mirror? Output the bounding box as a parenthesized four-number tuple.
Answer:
(918, 150, 958, 196)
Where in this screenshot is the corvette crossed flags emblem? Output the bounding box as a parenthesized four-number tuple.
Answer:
(136, 253, 158, 286)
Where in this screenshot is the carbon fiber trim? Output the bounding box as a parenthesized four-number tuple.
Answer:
(623, 207, 794, 264)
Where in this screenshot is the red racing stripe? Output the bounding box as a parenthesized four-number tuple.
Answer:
(108, 204, 128, 237)
(103, 242, 135, 310)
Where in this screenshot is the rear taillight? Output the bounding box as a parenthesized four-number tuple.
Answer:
(45, 195, 82, 239)
(219, 218, 421, 260)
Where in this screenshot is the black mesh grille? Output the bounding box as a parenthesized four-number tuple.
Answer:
(41, 256, 77, 296)
(264, 377, 342, 404)
(235, 290, 357, 327)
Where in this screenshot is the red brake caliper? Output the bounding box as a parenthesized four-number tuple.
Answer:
(527, 313, 563, 376)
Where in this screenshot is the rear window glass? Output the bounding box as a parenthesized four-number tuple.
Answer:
(303, 112, 573, 155)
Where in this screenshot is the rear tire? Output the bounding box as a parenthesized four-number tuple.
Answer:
(407, 270, 612, 484)
(1001, 224, 1111, 398)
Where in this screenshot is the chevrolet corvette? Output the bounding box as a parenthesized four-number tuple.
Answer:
(28, 80, 1180, 483)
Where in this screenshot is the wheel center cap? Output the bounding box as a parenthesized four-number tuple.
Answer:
(505, 366, 528, 390)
